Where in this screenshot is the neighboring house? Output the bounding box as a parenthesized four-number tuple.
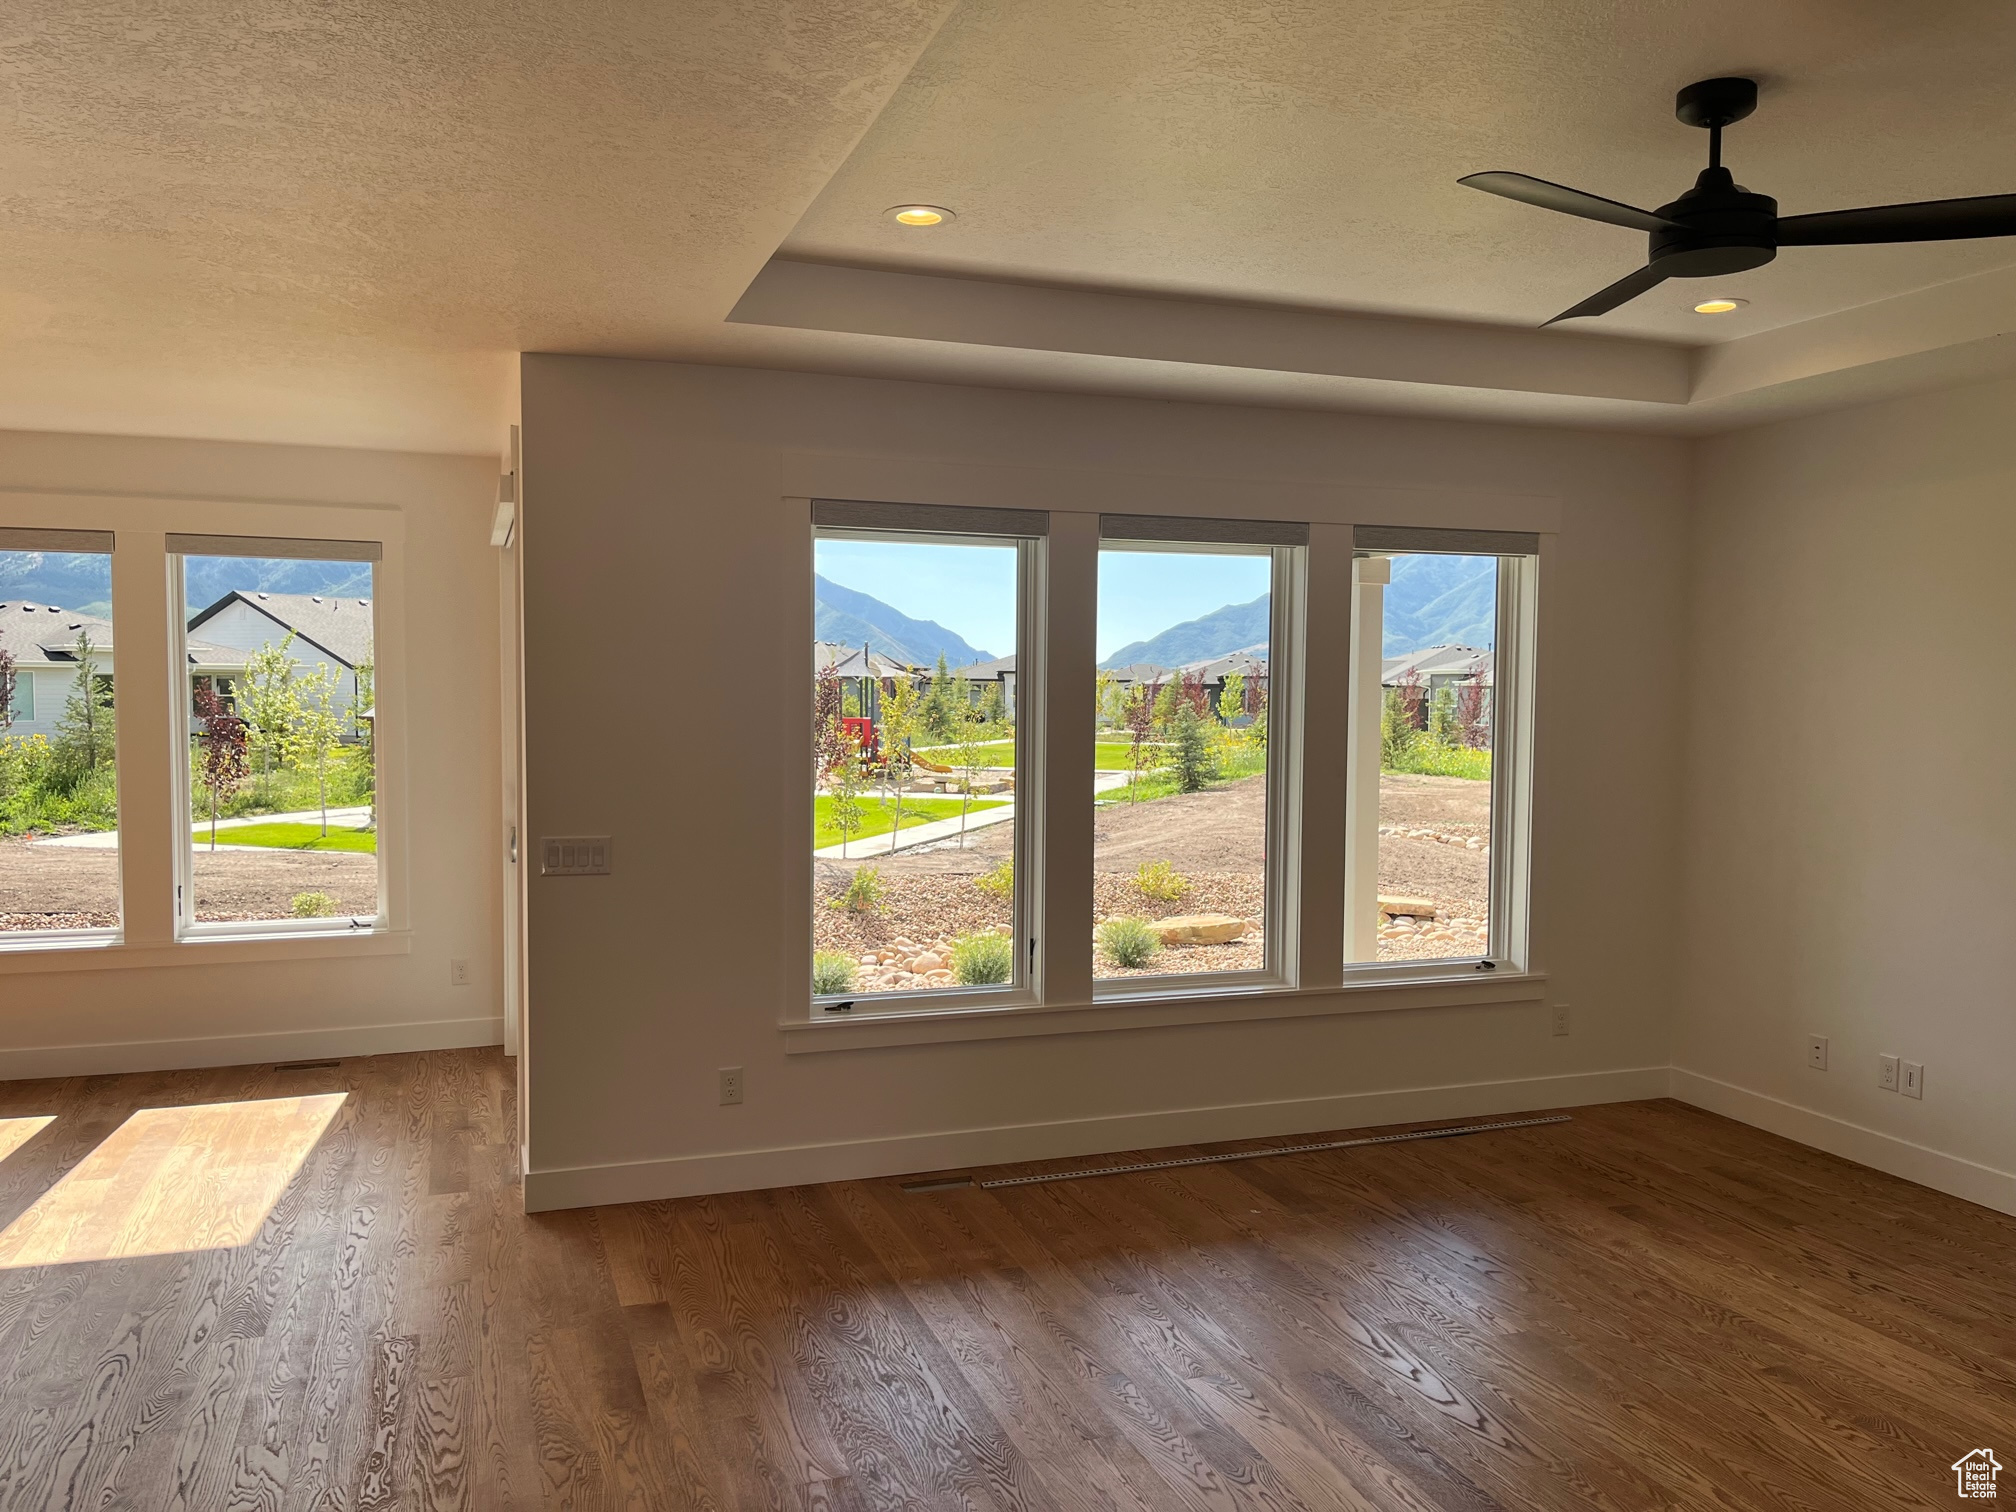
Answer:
(952, 653, 1016, 717)
(0, 600, 244, 740)
(186, 590, 374, 737)
(1383, 644, 1493, 691)
(1173, 649, 1269, 721)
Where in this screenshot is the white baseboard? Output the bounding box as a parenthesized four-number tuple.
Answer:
(0, 1015, 505, 1082)
(1669, 1067, 2016, 1218)
(523, 1065, 1670, 1212)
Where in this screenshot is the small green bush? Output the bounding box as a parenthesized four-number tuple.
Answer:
(290, 890, 337, 918)
(832, 865, 886, 914)
(950, 931, 1014, 986)
(974, 858, 1014, 901)
(1134, 860, 1188, 902)
(1097, 916, 1162, 969)
(812, 950, 859, 995)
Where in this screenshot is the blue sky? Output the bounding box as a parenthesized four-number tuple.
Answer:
(814, 539, 1269, 660)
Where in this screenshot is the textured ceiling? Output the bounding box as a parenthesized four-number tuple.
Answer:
(0, 0, 957, 451)
(785, 0, 2016, 342)
(6, 0, 2016, 453)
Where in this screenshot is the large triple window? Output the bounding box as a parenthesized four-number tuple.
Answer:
(806, 503, 1538, 1012)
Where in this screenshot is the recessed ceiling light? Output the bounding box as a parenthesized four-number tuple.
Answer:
(887, 204, 954, 227)
(1692, 297, 1749, 315)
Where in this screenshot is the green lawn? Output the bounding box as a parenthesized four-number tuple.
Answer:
(814, 795, 1006, 850)
(195, 821, 378, 854)
(913, 739, 1145, 771)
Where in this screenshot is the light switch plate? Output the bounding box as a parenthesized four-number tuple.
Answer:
(541, 836, 612, 876)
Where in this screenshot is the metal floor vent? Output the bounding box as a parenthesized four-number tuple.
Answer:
(901, 1114, 1573, 1194)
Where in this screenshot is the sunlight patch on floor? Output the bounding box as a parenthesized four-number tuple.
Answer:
(0, 1116, 55, 1167)
(0, 1094, 344, 1268)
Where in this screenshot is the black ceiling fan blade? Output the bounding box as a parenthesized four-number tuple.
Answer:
(1777, 193, 2016, 246)
(1460, 171, 1680, 233)
(1542, 263, 1673, 325)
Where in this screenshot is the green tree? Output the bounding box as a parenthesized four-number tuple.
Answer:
(1428, 684, 1458, 747)
(878, 677, 919, 849)
(351, 654, 378, 824)
(1381, 677, 1422, 770)
(1167, 701, 1219, 794)
(1093, 669, 1119, 731)
(239, 635, 300, 802)
(921, 653, 958, 742)
(826, 741, 869, 858)
(952, 707, 991, 844)
(1216, 671, 1246, 729)
(288, 662, 346, 835)
(977, 679, 1007, 731)
(0, 646, 15, 734)
(55, 633, 115, 781)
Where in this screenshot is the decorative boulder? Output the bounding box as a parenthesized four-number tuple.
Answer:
(1153, 914, 1247, 946)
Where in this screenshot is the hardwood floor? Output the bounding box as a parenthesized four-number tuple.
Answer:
(0, 1049, 2009, 1510)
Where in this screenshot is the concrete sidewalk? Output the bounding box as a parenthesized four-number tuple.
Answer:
(814, 771, 1132, 860)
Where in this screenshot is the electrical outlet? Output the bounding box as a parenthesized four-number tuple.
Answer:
(1806, 1034, 1829, 1070)
(450, 958, 472, 987)
(718, 1067, 744, 1106)
(1878, 1054, 1899, 1092)
(1901, 1060, 1924, 1100)
(1550, 1003, 1571, 1037)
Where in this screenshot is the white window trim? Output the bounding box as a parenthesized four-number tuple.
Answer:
(1089, 533, 1302, 1000)
(806, 516, 1043, 1017)
(0, 490, 406, 964)
(170, 548, 388, 940)
(780, 473, 1553, 1042)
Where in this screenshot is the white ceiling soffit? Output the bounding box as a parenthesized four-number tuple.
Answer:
(7, 0, 2016, 450)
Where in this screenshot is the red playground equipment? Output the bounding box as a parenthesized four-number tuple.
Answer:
(840, 715, 878, 760)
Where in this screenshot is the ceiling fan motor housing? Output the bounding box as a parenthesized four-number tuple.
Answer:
(1650, 167, 1778, 276)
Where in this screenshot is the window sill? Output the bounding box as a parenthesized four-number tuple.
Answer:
(782, 970, 1547, 1053)
(0, 928, 413, 975)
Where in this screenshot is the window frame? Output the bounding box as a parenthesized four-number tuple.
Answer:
(170, 542, 387, 940)
(1088, 533, 1303, 1001)
(0, 498, 406, 968)
(1339, 540, 1539, 985)
(808, 519, 1044, 1015)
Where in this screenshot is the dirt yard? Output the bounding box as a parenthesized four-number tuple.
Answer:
(0, 836, 377, 929)
(814, 771, 1493, 988)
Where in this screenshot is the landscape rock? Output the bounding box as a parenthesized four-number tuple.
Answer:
(1152, 913, 1247, 946)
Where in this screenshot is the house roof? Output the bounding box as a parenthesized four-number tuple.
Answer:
(188, 591, 374, 670)
(954, 654, 1015, 679)
(1176, 650, 1269, 682)
(0, 600, 244, 671)
(814, 641, 912, 679)
(1101, 662, 1172, 684)
(1382, 645, 1493, 685)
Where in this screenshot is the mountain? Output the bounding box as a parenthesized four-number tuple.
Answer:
(1381, 554, 1495, 653)
(1095, 555, 1499, 668)
(1101, 594, 1268, 670)
(0, 551, 372, 619)
(815, 575, 992, 667)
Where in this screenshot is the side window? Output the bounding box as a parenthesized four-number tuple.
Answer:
(0, 531, 119, 938)
(1345, 529, 1536, 972)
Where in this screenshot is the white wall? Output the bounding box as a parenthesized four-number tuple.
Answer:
(1675, 377, 2016, 1213)
(519, 355, 1691, 1209)
(0, 429, 506, 1075)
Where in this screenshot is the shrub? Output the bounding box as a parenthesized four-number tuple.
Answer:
(1167, 703, 1219, 794)
(832, 865, 886, 914)
(290, 891, 337, 918)
(951, 931, 1014, 986)
(1097, 916, 1162, 969)
(974, 858, 1014, 901)
(812, 951, 859, 995)
(1134, 860, 1189, 902)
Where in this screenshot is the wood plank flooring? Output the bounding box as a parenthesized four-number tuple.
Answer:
(0, 1048, 2009, 1510)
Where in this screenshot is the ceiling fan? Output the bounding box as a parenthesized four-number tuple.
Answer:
(1460, 77, 2016, 325)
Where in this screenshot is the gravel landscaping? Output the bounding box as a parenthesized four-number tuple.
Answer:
(814, 768, 1494, 992)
